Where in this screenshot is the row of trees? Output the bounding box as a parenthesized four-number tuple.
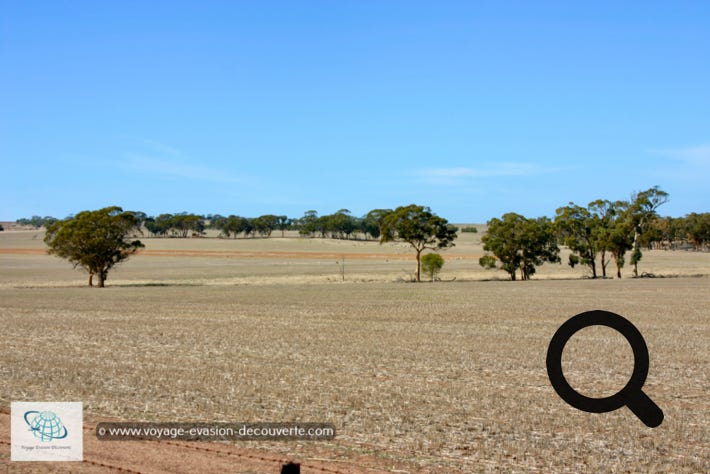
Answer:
(210, 214, 290, 238)
(143, 213, 205, 237)
(479, 187, 672, 280)
(22, 204, 710, 252)
(637, 212, 710, 251)
(152, 210, 387, 240)
(210, 206, 457, 281)
(42, 204, 458, 286)
(15, 215, 59, 228)
(30, 188, 710, 287)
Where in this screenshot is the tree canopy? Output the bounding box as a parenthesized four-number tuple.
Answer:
(379, 204, 457, 282)
(628, 186, 669, 277)
(480, 213, 560, 280)
(44, 206, 144, 287)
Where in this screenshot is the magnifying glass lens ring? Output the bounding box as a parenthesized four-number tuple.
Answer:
(546, 310, 651, 413)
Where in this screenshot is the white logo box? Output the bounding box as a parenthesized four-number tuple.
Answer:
(11, 402, 83, 462)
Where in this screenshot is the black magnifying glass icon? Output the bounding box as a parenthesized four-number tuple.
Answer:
(546, 310, 663, 428)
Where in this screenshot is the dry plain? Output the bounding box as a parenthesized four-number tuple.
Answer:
(0, 229, 708, 473)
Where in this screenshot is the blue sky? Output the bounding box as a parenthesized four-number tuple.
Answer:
(1, 1, 708, 222)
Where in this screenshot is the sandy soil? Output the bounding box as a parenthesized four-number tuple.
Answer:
(1, 230, 708, 472)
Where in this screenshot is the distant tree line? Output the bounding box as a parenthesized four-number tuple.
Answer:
(478, 186, 710, 280)
(15, 215, 59, 228)
(19, 186, 710, 287)
(143, 213, 205, 237)
(40, 204, 457, 285)
(129, 209, 407, 241)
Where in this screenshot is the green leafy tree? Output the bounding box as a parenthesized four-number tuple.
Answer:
(421, 253, 445, 282)
(554, 203, 601, 278)
(253, 214, 280, 237)
(16, 216, 58, 228)
(277, 215, 292, 237)
(297, 210, 319, 237)
(628, 186, 669, 277)
(170, 213, 205, 237)
(44, 206, 144, 287)
(602, 201, 634, 278)
(686, 212, 710, 250)
(147, 213, 174, 237)
(209, 214, 228, 233)
(480, 213, 560, 280)
(216, 215, 241, 238)
(364, 209, 392, 240)
(326, 209, 357, 239)
(379, 204, 457, 282)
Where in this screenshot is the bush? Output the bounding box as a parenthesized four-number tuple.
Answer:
(421, 253, 445, 281)
(461, 227, 478, 233)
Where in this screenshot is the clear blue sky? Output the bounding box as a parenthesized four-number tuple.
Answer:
(1, 1, 708, 222)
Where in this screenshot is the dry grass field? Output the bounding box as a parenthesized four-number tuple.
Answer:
(1, 229, 709, 472)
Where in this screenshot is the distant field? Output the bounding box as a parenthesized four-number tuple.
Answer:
(1, 229, 708, 287)
(1, 230, 708, 472)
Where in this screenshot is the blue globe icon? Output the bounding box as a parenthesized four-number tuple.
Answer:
(24, 411, 68, 442)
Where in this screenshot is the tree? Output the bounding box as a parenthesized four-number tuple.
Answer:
(44, 206, 144, 287)
(147, 213, 174, 237)
(602, 201, 634, 278)
(421, 253, 445, 282)
(16, 216, 58, 228)
(170, 213, 205, 237)
(253, 214, 279, 237)
(686, 212, 710, 250)
(554, 203, 600, 278)
(326, 210, 357, 239)
(480, 213, 560, 280)
(277, 215, 292, 237)
(379, 204, 457, 282)
(364, 209, 392, 240)
(628, 186, 669, 277)
(297, 210, 319, 237)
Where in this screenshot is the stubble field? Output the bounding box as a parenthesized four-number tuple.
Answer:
(1, 229, 708, 472)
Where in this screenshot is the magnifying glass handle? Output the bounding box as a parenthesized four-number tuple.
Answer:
(626, 390, 664, 428)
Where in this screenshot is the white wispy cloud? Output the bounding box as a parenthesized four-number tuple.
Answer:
(416, 162, 553, 185)
(114, 139, 248, 184)
(650, 145, 710, 167)
(120, 154, 246, 184)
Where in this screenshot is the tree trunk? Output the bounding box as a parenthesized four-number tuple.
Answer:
(97, 270, 106, 288)
(415, 249, 422, 282)
(631, 222, 642, 277)
(88, 272, 93, 287)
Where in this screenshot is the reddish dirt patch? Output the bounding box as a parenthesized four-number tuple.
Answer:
(0, 248, 481, 261)
(0, 249, 48, 255)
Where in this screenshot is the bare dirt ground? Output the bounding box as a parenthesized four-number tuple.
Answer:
(1, 230, 708, 473)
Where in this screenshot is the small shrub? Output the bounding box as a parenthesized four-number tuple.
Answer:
(421, 253, 445, 282)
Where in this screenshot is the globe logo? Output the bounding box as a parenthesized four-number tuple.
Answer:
(24, 411, 69, 442)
